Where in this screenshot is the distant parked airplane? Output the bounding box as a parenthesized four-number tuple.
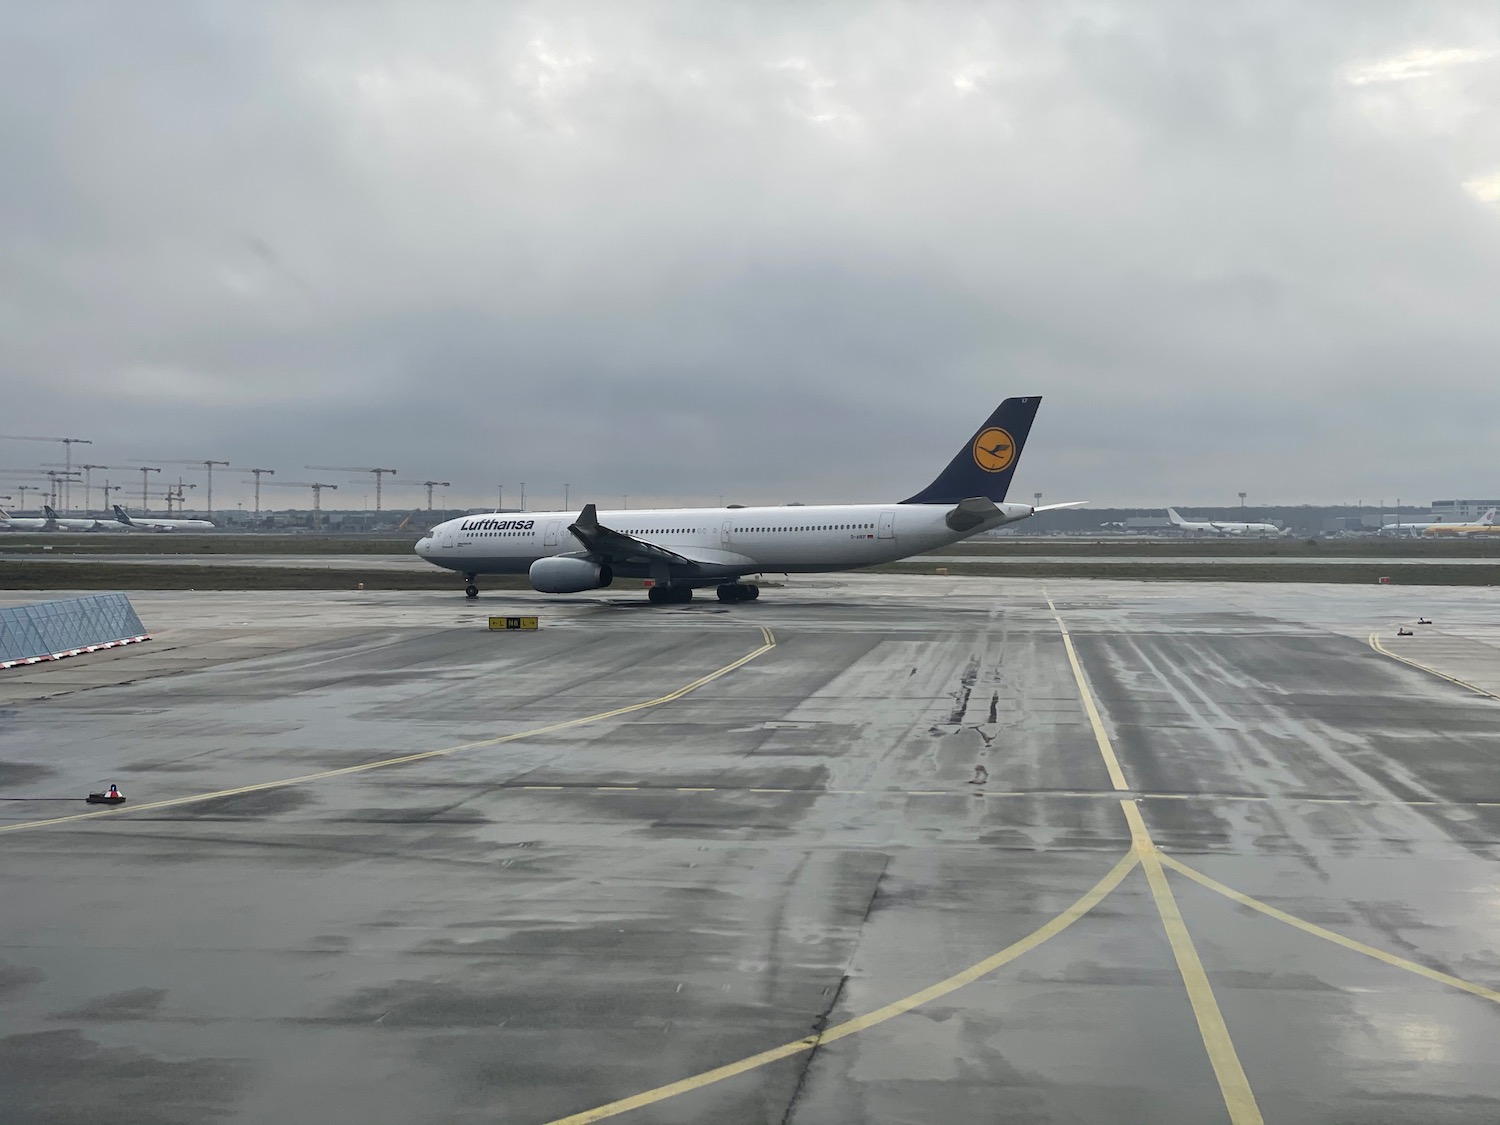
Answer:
(42, 505, 107, 532)
(1424, 510, 1500, 537)
(112, 504, 216, 532)
(1381, 508, 1496, 536)
(1166, 508, 1284, 537)
(0, 507, 53, 531)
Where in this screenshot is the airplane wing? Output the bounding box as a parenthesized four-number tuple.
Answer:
(567, 504, 699, 568)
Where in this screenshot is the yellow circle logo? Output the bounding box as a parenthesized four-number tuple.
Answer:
(972, 428, 1016, 472)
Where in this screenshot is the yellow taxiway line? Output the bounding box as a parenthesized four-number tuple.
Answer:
(1367, 631, 1500, 701)
(1047, 592, 1264, 1125)
(540, 850, 1140, 1125)
(0, 626, 776, 837)
(1160, 853, 1500, 1005)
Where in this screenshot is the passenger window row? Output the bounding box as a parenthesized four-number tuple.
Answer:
(741, 523, 875, 532)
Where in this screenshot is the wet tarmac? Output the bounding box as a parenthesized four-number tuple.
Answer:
(3, 575, 1500, 1124)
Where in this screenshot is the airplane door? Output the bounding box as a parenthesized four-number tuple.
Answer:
(440, 527, 456, 549)
(720, 519, 732, 546)
(544, 521, 562, 546)
(878, 510, 895, 539)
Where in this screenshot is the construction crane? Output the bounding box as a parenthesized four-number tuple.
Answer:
(0, 473, 47, 512)
(305, 466, 398, 511)
(40, 470, 81, 509)
(0, 435, 92, 510)
(130, 466, 162, 511)
(44, 463, 113, 514)
(163, 480, 196, 515)
(155, 459, 231, 515)
(394, 480, 451, 510)
(269, 481, 339, 527)
(244, 468, 275, 514)
(99, 480, 123, 513)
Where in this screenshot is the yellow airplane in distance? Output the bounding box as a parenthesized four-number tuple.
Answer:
(1425, 508, 1500, 536)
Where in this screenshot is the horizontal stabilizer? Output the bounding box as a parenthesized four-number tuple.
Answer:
(945, 497, 1000, 533)
(1035, 501, 1087, 513)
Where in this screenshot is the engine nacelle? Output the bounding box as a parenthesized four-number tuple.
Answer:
(529, 556, 614, 593)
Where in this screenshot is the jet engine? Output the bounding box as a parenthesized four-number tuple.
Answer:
(529, 556, 614, 593)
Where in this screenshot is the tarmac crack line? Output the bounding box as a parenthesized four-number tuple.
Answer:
(1046, 591, 1264, 1125)
(0, 626, 777, 837)
(776, 853, 891, 1125)
(1159, 853, 1500, 1005)
(537, 850, 1140, 1125)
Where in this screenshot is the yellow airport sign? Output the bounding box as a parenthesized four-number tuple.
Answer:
(488, 616, 539, 631)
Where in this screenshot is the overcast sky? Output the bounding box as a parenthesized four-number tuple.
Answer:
(2, 2, 1498, 513)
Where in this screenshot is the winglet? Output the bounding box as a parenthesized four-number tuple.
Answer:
(1035, 501, 1088, 513)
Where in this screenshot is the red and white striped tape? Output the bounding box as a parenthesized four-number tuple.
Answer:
(0, 634, 151, 670)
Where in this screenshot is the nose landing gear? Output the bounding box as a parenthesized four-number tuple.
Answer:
(716, 583, 759, 603)
(464, 574, 479, 599)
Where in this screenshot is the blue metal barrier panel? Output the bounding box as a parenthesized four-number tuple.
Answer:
(0, 593, 150, 668)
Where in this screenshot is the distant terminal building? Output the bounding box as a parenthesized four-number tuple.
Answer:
(1431, 500, 1500, 521)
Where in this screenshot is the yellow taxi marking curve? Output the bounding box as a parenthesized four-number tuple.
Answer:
(1368, 631, 1500, 701)
(0, 627, 776, 837)
(540, 850, 1140, 1125)
(1047, 592, 1264, 1125)
(1159, 853, 1500, 1005)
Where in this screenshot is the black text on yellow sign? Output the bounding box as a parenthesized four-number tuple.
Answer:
(488, 616, 539, 631)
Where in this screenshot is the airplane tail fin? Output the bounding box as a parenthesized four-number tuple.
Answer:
(1166, 508, 1186, 526)
(900, 396, 1042, 505)
(112, 504, 135, 525)
(1482, 508, 1497, 526)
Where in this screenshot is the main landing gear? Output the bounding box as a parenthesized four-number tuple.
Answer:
(648, 585, 693, 605)
(464, 574, 479, 599)
(716, 583, 759, 603)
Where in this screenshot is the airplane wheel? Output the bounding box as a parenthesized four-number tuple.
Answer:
(745, 584, 760, 600)
(675, 586, 694, 604)
(464, 584, 479, 599)
(648, 586, 668, 605)
(717, 585, 738, 603)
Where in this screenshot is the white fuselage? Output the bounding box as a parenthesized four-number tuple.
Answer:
(416, 501, 1033, 583)
(119, 517, 216, 532)
(1175, 519, 1282, 536)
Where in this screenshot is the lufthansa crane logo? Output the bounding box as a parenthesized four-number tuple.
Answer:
(972, 427, 1016, 473)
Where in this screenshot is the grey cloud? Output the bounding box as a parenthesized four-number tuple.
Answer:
(2, 2, 1498, 510)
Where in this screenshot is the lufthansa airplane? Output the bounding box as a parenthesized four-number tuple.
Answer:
(112, 504, 216, 532)
(416, 396, 1080, 604)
